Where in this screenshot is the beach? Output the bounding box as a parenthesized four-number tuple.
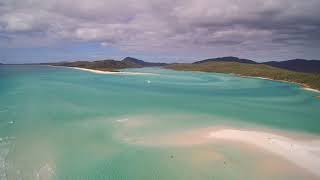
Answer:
(235, 74, 320, 93)
(59, 66, 159, 75)
(303, 87, 320, 93)
(67, 66, 320, 93)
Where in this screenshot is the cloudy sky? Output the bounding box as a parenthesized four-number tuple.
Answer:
(1, 0, 320, 63)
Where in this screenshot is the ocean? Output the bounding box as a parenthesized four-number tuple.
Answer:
(0, 65, 319, 179)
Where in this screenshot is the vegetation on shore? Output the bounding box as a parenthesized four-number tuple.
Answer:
(49, 59, 141, 72)
(48, 56, 320, 91)
(48, 57, 167, 72)
(165, 62, 320, 91)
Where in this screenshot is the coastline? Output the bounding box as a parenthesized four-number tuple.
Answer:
(165, 62, 320, 93)
(303, 88, 320, 93)
(64, 66, 122, 74)
(79, 66, 320, 93)
(51, 66, 158, 75)
(234, 74, 320, 93)
(52, 65, 320, 93)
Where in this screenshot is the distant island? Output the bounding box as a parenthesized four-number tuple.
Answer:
(6, 56, 318, 92)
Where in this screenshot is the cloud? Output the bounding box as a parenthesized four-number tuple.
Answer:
(0, 0, 320, 61)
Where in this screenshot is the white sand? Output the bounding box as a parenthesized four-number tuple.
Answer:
(120, 124, 320, 176)
(238, 75, 273, 81)
(209, 129, 320, 177)
(234, 74, 320, 94)
(69, 67, 121, 74)
(64, 66, 158, 75)
(303, 87, 320, 93)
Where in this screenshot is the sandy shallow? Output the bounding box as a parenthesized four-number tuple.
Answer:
(125, 126, 320, 177)
(209, 129, 320, 177)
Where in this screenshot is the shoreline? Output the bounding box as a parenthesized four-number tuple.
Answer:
(234, 74, 320, 93)
(165, 64, 320, 93)
(64, 66, 122, 74)
(51, 66, 158, 75)
(303, 87, 320, 93)
(52, 65, 320, 93)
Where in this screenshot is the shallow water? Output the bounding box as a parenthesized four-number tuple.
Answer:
(0, 65, 319, 179)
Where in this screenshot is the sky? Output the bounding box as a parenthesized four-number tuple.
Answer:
(0, 0, 320, 64)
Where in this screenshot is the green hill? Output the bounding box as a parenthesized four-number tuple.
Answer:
(49, 57, 167, 71)
(166, 62, 320, 91)
(49, 59, 142, 72)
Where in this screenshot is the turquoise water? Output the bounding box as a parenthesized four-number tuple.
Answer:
(0, 65, 319, 179)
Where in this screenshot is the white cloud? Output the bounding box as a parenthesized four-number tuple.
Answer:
(2, 13, 34, 32)
(0, 0, 320, 59)
(100, 42, 110, 47)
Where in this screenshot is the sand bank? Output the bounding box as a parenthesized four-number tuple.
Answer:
(126, 125, 320, 177)
(52, 66, 158, 75)
(209, 129, 320, 177)
(235, 74, 273, 81)
(70, 67, 158, 75)
(68, 67, 122, 74)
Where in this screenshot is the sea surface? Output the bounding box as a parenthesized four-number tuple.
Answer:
(0, 65, 319, 180)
